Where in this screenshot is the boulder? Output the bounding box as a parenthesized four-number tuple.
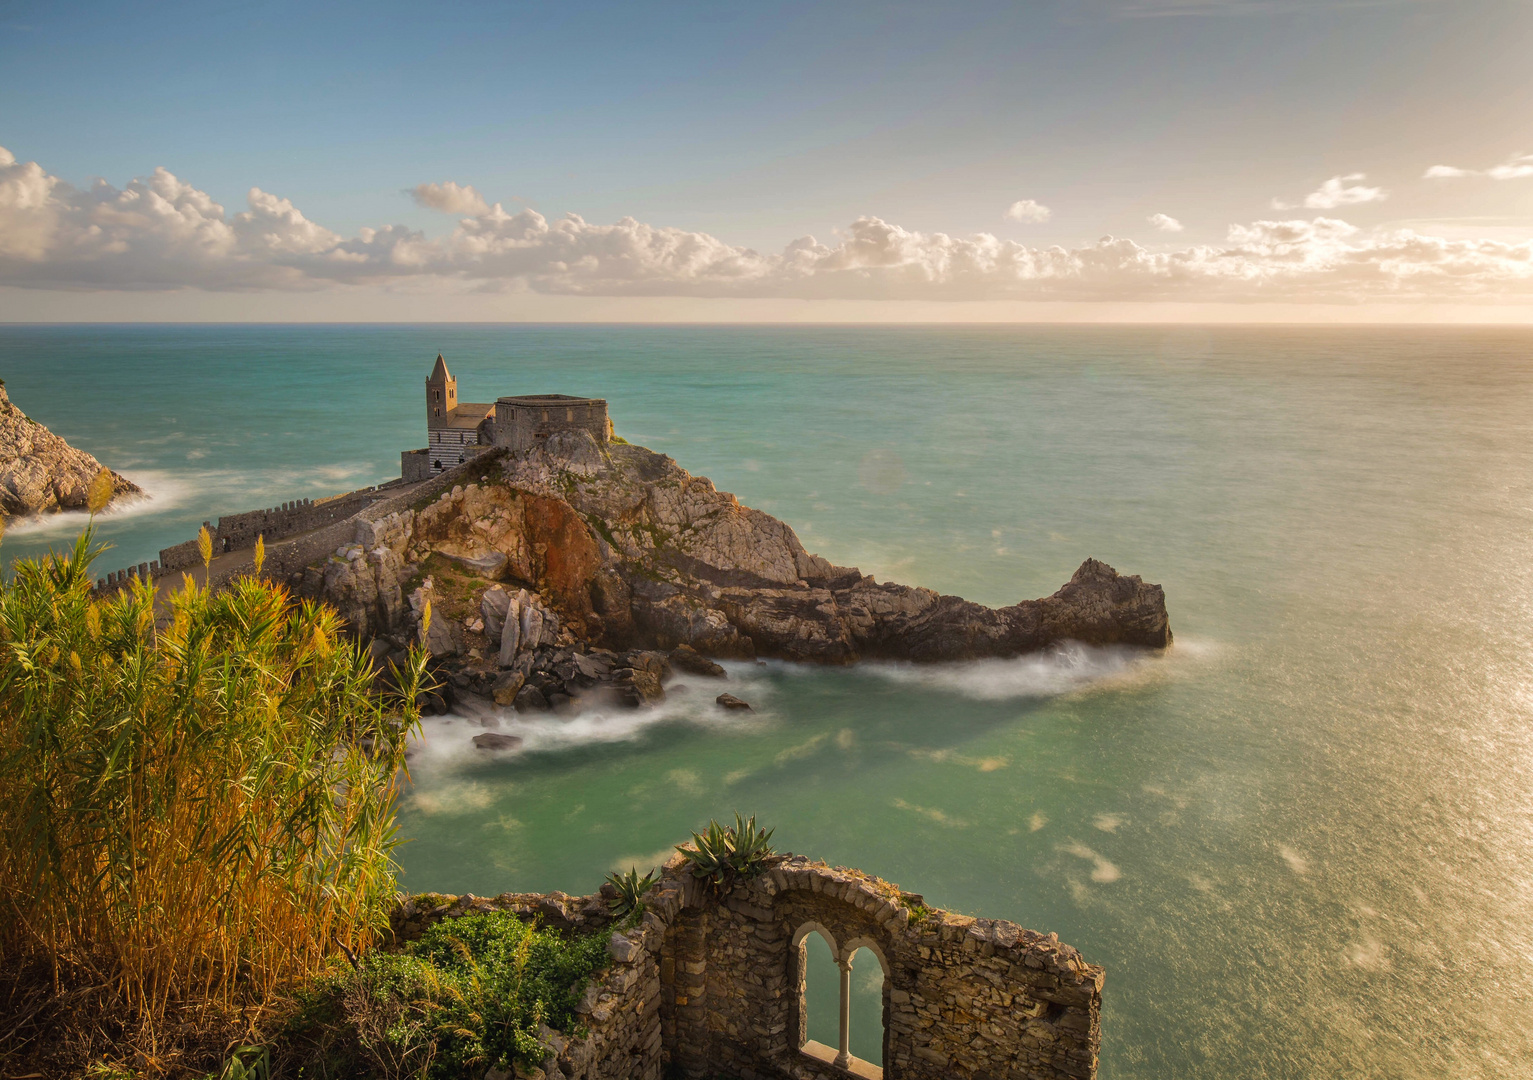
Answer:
(716, 693, 752, 711)
(513, 685, 550, 713)
(472, 732, 523, 751)
(482, 587, 511, 640)
(670, 644, 726, 678)
(492, 670, 526, 706)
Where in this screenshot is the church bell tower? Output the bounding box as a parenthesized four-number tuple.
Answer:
(426, 353, 457, 428)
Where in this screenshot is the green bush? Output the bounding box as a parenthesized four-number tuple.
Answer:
(292, 912, 611, 1079)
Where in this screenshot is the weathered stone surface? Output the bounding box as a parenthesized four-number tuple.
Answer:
(471, 732, 523, 751)
(492, 670, 526, 706)
(670, 644, 726, 677)
(388, 855, 1101, 1080)
(715, 693, 752, 711)
(0, 384, 141, 518)
(308, 432, 1168, 710)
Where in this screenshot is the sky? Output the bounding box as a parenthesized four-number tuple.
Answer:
(2, 0, 1532, 322)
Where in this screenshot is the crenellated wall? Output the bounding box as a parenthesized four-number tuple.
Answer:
(389, 853, 1102, 1080)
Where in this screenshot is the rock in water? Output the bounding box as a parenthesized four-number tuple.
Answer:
(716, 693, 752, 711)
(0, 383, 141, 517)
(670, 644, 726, 677)
(472, 732, 523, 751)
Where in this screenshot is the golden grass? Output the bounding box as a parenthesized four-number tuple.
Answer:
(0, 521, 427, 1073)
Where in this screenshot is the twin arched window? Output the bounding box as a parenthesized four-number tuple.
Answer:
(794, 923, 889, 1078)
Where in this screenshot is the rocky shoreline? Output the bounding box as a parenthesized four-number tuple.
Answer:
(0, 382, 141, 519)
(302, 430, 1171, 725)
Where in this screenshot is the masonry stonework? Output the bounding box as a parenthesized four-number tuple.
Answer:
(389, 854, 1102, 1080)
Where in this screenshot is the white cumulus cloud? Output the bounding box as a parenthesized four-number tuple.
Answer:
(1004, 199, 1052, 224)
(1148, 213, 1184, 232)
(1424, 152, 1533, 181)
(2, 146, 1532, 304)
(412, 181, 491, 215)
(1296, 174, 1387, 209)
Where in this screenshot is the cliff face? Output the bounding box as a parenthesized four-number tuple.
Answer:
(313, 430, 1169, 673)
(0, 384, 142, 518)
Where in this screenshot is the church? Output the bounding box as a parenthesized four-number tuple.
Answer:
(401, 355, 610, 481)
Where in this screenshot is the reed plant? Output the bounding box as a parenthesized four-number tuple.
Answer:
(0, 485, 429, 1067)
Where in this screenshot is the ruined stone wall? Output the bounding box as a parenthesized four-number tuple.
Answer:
(390, 854, 1102, 1080)
(389, 888, 663, 1080)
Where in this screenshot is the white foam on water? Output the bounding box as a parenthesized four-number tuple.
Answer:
(858, 641, 1159, 701)
(407, 666, 780, 769)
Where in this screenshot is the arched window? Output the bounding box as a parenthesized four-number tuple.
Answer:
(794, 925, 887, 1078)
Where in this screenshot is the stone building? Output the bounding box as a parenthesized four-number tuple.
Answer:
(402, 355, 610, 480)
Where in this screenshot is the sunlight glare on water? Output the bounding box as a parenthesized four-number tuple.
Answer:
(4, 324, 1533, 1078)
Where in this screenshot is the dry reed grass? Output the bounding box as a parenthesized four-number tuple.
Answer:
(0, 494, 428, 1077)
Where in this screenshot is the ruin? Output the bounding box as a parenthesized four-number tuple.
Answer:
(392, 855, 1103, 1080)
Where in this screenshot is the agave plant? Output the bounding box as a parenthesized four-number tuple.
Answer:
(604, 866, 657, 917)
(676, 813, 776, 890)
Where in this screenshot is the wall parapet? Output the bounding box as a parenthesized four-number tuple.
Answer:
(388, 852, 1102, 1080)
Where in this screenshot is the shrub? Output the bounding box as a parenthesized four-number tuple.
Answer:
(0, 525, 428, 1039)
(604, 867, 656, 917)
(291, 911, 611, 1078)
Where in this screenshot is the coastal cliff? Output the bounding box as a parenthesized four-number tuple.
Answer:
(307, 430, 1168, 713)
(0, 383, 141, 518)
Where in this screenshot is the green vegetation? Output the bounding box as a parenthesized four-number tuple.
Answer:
(284, 912, 610, 1078)
(676, 813, 777, 890)
(605, 867, 657, 917)
(0, 497, 428, 1074)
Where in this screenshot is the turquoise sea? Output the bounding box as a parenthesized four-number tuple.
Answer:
(4, 324, 1532, 1079)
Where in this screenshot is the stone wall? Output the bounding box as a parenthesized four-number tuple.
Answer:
(389, 853, 1102, 1080)
(489, 397, 610, 453)
(91, 462, 465, 596)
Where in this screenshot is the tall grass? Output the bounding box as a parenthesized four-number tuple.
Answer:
(0, 520, 428, 1043)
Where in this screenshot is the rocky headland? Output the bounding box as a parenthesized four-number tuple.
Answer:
(306, 430, 1170, 720)
(0, 383, 141, 519)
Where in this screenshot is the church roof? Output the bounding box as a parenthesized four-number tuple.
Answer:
(429, 354, 451, 382)
(440, 403, 494, 429)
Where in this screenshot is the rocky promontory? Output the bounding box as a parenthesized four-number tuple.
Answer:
(0, 383, 141, 518)
(306, 431, 1170, 713)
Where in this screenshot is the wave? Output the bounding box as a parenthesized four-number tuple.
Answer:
(406, 664, 780, 769)
(857, 641, 1162, 701)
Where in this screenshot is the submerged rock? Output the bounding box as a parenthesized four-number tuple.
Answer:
(0, 383, 141, 518)
(715, 693, 752, 711)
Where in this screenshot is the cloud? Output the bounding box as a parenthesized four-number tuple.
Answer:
(412, 181, 491, 215)
(1004, 199, 1052, 224)
(1148, 213, 1184, 232)
(1291, 173, 1387, 209)
(2, 146, 1532, 304)
(1424, 153, 1533, 181)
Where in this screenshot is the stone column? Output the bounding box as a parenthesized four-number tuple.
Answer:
(835, 954, 853, 1069)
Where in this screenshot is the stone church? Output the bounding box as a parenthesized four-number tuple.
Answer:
(402, 355, 610, 480)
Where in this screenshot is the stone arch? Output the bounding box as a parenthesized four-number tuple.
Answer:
(840, 937, 892, 1072)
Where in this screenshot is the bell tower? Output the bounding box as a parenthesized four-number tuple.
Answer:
(426, 353, 457, 428)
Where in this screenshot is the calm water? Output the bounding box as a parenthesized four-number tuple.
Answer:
(4, 324, 1532, 1079)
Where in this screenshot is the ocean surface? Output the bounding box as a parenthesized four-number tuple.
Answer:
(3, 323, 1532, 1079)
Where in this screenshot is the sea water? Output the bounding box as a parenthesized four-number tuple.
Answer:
(3, 324, 1531, 1079)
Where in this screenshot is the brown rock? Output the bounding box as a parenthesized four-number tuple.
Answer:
(715, 693, 752, 711)
(472, 732, 523, 751)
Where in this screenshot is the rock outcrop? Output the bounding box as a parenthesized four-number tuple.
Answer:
(0, 383, 141, 518)
(302, 432, 1170, 713)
